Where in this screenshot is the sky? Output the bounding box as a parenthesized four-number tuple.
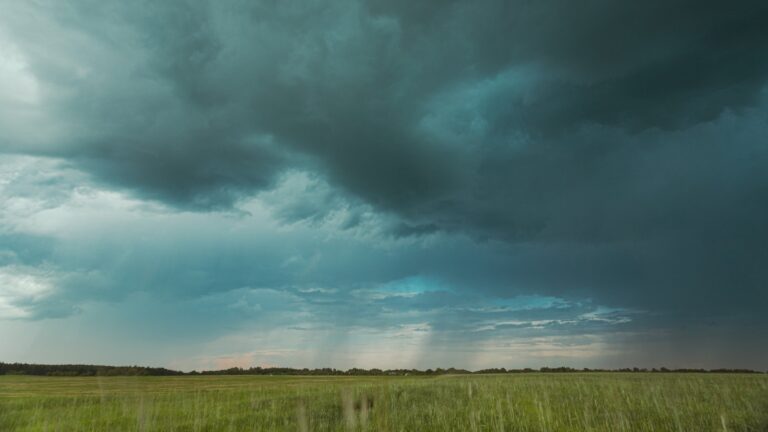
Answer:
(0, 0, 767, 371)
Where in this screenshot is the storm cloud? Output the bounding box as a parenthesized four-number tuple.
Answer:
(0, 0, 767, 369)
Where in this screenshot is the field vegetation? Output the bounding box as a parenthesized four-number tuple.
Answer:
(0, 373, 766, 431)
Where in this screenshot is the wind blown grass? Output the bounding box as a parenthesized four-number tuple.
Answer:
(0, 373, 766, 431)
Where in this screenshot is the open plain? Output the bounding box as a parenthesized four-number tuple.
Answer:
(1, 373, 766, 431)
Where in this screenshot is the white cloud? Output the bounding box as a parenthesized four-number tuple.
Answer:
(0, 265, 56, 319)
(0, 34, 40, 105)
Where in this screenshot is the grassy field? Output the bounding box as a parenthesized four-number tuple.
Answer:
(0, 373, 766, 431)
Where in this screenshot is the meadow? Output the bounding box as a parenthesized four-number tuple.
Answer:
(0, 373, 766, 431)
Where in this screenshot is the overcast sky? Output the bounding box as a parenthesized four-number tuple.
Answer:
(1, 0, 767, 371)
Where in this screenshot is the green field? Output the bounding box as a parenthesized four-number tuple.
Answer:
(0, 373, 766, 431)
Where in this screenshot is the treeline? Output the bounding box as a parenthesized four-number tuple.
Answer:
(1, 362, 763, 377)
(478, 367, 764, 374)
(192, 367, 476, 376)
(0, 363, 184, 377)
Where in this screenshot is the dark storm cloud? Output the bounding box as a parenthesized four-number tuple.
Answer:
(368, 0, 768, 129)
(3, 0, 766, 207)
(1, 1, 768, 335)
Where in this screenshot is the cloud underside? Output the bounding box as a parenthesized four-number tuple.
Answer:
(0, 0, 767, 367)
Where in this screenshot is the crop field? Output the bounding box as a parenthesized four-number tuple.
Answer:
(0, 373, 766, 431)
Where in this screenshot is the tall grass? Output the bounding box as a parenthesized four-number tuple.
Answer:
(0, 373, 766, 431)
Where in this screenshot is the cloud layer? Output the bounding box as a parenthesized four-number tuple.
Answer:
(1, 0, 767, 369)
